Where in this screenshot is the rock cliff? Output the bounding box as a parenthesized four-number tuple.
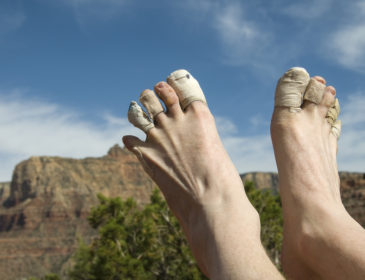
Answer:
(0, 182, 10, 206)
(0, 146, 363, 279)
(241, 171, 365, 226)
(0, 145, 156, 280)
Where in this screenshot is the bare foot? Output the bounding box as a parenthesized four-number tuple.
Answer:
(271, 67, 365, 279)
(123, 70, 283, 279)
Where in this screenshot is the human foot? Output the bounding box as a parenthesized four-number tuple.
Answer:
(123, 70, 283, 279)
(271, 67, 365, 279)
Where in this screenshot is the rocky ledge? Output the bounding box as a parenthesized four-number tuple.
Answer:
(0, 145, 363, 279)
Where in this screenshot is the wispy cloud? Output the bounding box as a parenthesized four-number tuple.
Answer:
(213, 3, 270, 67)
(181, 0, 277, 71)
(325, 1, 365, 72)
(1, 89, 363, 181)
(337, 92, 365, 171)
(216, 116, 276, 173)
(0, 90, 142, 181)
(327, 25, 365, 72)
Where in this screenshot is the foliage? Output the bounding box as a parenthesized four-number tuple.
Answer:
(33, 181, 283, 279)
(28, 274, 61, 280)
(68, 189, 206, 280)
(244, 181, 283, 268)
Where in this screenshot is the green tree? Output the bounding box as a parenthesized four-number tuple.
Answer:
(245, 181, 283, 268)
(32, 181, 283, 279)
(68, 189, 206, 280)
(29, 274, 61, 280)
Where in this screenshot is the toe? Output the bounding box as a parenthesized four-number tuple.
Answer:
(122, 135, 145, 151)
(326, 98, 340, 125)
(274, 67, 310, 112)
(302, 78, 326, 111)
(166, 69, 207, 111)
(128, 101, 155, 133)
(320, 86, 336, 108)
(139, 89, 164, 121)
(313, 76, 326, 85)
(154, 82, 183, 117)
(122, 135, 153, 176)
(301, 77, 337, 119)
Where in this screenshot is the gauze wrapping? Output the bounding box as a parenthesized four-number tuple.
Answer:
(331, 120, 341, 139)
(139, 90, 164, 120)
(128, 101, 154, 133)
(303, 78, 325, 104)
(326, 98, 340, 125)
(275, 67, 310, 112)
(167, 69, 207, 110)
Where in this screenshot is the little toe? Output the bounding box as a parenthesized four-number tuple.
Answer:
(326, 98, 340, 125)
(154, 82, 183, 117)
(122, 135, 153, 175)
(166, 69, 207, 112)
(128, 101, 155, 133)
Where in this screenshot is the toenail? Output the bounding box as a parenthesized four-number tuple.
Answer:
(327, 86, 336, 96)
(313, 76, 326, 84)
(157, 82, 165, 89)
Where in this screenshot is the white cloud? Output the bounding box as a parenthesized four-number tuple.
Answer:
(216, 116, 277, 173)
(328, 25, 365, 71)
(0, 89, 276, 182)
(325, 1, 365, 72)
(1, 89, 363, 182)
(337, 93, 365, 171)
(214, 3, 269, 66)
(0, 91, 143, 181)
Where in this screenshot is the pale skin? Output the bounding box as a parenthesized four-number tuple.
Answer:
(123, 69, 365, 279)
(272, 75, 365, 280)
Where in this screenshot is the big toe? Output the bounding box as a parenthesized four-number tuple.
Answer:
(274, 67, 310, 112)
(166, 69, 208, 112)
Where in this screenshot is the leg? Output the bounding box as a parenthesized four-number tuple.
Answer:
(271, 67, 365, 279)
(123, 70, 283, 279)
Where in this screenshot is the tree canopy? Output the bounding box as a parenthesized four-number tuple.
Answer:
(32, 181, 283, 279)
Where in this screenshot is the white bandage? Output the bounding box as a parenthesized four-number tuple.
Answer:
(275, 67, 310, 112)
(326, 98, 340, 125)
(303, 78, 326, 104)
(331, 120, 341, 138)
(139, 90, 164, 120)
(128, 101, 154, 133)
(167, 69, 207, 110)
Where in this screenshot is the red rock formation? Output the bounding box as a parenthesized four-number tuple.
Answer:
(241, 171, 365, 226)
(0, 145, 155, 280)
(0, 147, 363, 279)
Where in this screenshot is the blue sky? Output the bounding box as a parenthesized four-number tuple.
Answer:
(0, 0, 364, 181)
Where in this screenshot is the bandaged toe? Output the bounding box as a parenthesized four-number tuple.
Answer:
(139, 90, 164, 120)
(331, 120, 341, 138)
(326, 98, 340, 125)
(275, 67, 310, 112)
(128, 101, 154, 133)
(303, 78, 325, 104)
(167, 69, 207, 110)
